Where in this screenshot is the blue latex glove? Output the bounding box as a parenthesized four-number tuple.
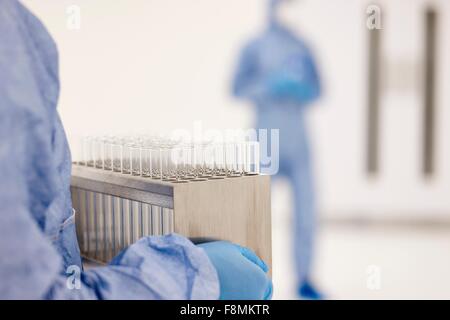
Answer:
(266, 71, 319, 103)
(198, 241, 273, 300)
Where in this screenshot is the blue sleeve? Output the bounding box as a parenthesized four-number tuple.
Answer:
(46, 235, 220, 300)
(0, 0, 63, 299)
(0, 0, 219, 300)
(231, 41, 268, 102)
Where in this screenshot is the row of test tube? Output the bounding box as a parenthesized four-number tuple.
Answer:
(75, 135, 261, 181)
(72, 187, 174, 262)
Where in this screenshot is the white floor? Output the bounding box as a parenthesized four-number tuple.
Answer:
(272, 216, 450, 300)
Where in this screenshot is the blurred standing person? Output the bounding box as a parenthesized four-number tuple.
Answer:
(232, 0, 322, 299)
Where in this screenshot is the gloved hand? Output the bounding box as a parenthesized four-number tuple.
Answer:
(198, 241, 273, 300)
(267, 73, 318, 102)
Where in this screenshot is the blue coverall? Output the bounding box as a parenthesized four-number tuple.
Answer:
(232, 1, 321, 294)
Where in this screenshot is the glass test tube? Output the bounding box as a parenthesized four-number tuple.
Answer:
(141, 147, 152, 177)
(225, 143, 239, 177)
(161, 147, 177, 181)
(170, 147, 189, 182)
(84, 136, 94, 167)
(202, 142, 215, 177)
(92, 138, 105, 169)
(245, 141, 260, 175)
(151, 149, 161, 179)
(122, 145, 132, 174)
(103, 141, 113, 171)
(130, 146, 142, 176)
(112, 143, 123, 173)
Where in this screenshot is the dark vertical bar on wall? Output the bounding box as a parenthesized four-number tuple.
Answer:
(367, 27, 381, 174)
(423, 8, 437, 176)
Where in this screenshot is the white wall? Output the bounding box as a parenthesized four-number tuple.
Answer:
(22, 0, 266, 136)
(22, 0, 450, 220)
(282, 0, 450, 220)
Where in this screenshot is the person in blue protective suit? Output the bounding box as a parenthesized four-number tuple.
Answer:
(232, 0, 322, 299)
(0, 0, 271, 300)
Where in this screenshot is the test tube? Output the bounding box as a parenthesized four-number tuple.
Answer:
(141, 147, 152, 177)
(77, 134, 260, 181)
(112, 143, 123, 173)
(203, 142, 215, 177)
(210, 143, 226, 178)
(181, 144, 195, 180)
(121, 144, 132, 174)
(190, 143, 207, 181)
(84, 136, 94, 167)
(103, 140, 113, 171)
(198, 142, 213, 178)
(130, 146, 142, 176)
(245, 141, 260, 175)
(92, 138, 105, 169)
(160, 147, 176, 181)
(172, 147, 181, 179)
(151, 148, 162, 179)
(234, 142, 245, 176)
(225, 142, 240, 177)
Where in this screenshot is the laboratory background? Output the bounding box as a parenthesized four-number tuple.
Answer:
(22, 0, 450, 299)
